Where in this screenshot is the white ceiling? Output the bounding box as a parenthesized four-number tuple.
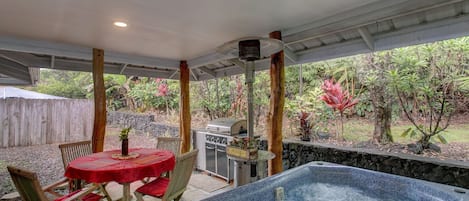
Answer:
(0, 0, 376, 60)
(1, 0, 469, 84)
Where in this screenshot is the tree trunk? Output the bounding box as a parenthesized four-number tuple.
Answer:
(372, 103, 393, 144)
(367, 53, 393, 145)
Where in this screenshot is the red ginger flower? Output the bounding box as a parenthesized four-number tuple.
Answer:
(320, 79, 358, 113)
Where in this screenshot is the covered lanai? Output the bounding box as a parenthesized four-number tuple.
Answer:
(1, 0, 469, 176)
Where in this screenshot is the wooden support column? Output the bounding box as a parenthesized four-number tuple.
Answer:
(179, 61, 191, 153)
(92, 48, 106, 153)
(267, 31, 285, 175)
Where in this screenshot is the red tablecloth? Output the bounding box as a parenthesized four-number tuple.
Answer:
(64, 148, 175, 183)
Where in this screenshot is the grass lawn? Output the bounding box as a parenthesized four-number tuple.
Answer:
(343, 120, 469, 144)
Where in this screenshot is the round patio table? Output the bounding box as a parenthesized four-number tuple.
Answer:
(65, 148, 175, 201)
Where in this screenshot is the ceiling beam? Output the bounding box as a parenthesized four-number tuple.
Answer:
(50, 55, 55, 69)
(283, 0, 460, 45)
(168, 71, 179, 79)
(228, 58, 246, 71)
(124, 66, 174, 78)
(0, 77, 30, 85)
(0, 54, 29, 69)
(0, 50, 50, 67)
(0, 61, 31, 82)
(296, 13, 469, 64)
(0, 36, 180, 69)
(198, 66, 217, 78)
(357, 27, 374, 51)
(190, 69, 199, 81)
(0, 56, 29, 74)
(282, 0, 408, 36)
(187, 51, 232, 69)
(284, 47, 298, 63)
(119, 64, 128, 74)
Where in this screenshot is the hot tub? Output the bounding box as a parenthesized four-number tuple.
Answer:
(202, 161, 468, 201)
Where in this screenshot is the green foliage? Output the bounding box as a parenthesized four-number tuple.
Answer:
(192, 77, 235, 119)
(389, 39, 466, 150)
(127, 78, 179, 112)
(456, 70, 469, 92)
(102, 74, 127, 111)
(285, 85, 334, 136)
(400, 126, 448, 144)
(34, 69, 91, 98)
(354, 96, 373, 117)
(119, 127, 132, 140)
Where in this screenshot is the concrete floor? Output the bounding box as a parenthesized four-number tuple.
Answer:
(0, 171, 232, 201)
(106, 171, 234, 201)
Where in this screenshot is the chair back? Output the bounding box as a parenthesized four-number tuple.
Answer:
(7, 166, 48, 201)
(59, 140, 93, 169)
(156, 137, 181, 156)
(162, 149, 198, 201)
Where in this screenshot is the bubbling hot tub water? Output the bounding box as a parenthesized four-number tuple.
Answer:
(288, 183, 396, 201)
(202, 162, 468, 201)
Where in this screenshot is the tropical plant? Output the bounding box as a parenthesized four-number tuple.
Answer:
(390, 42, 463, 153)
(320, 79, 358, 140)
(359, 52, 394, 144)
(297, 111, 315, 141)
(155, 78, 171, 116)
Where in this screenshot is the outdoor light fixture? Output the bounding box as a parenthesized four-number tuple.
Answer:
(113, 21, 128, 28)
(217, 37, 283, 138)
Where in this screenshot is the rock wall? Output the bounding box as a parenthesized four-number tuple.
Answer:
(259, 139, 469, 189)
(107, 111, 179, 137)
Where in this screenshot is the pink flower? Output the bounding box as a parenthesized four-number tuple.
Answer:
(157, 83, 168, 97)
(320, 79, 358, 113)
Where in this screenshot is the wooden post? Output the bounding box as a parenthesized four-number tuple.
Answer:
(267, 31, 285, 175)
(91, 48, 106, 153)
(179, 61, 191, 153)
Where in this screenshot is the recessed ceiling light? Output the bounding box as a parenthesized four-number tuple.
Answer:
(113, 21, 128, 28)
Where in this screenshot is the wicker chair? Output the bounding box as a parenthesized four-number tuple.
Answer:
(7, 166, 103, 201)
(156, 137, 182, 156)
(134, 149, 198, 201)
(59, 141, 110, 200)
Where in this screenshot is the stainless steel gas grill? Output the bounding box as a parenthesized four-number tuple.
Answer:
(194, 118, 247, 182)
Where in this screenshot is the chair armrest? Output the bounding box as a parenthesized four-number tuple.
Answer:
(62, 184, 100, 201)
(43, 177, 69, 197)
(43, 177, 69, 191)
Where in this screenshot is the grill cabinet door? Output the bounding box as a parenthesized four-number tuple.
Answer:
(205, 143, 216, 173)
(216, 145, 228, 177)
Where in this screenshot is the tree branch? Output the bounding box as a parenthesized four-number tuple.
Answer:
(395, 87, 427, 135)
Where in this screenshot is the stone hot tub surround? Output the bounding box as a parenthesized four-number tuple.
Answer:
(259, 139, 469, 189)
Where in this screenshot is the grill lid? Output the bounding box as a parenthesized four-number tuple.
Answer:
(206, 118, 247, 136)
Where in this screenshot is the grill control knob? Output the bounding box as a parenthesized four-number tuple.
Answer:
(221, 138, 227, 144)
(216, 138, 221, 143)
